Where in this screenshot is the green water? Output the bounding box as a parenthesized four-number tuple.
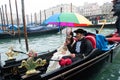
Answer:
(0, 33, 66, 66)
(0, 28, 120, 80)
(92, 47, 120, 80)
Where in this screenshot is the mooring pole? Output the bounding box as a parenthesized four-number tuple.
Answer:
(9, 0, 14, 34)
(2, 5, 6, 30)
(0, 8, 4, 31)
(21, 0, 29, 52)
(15, 0, 21, 43)
(5, 4, 9, 26)
(39, 10, 41, 25)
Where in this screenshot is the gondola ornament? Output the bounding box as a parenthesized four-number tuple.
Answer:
(27, 49, 38, 57)
(6, 47, 17, 60)
(19, 56, 46, 75)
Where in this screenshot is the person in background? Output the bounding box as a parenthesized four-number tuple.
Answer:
(70, 29, 94, 60)
(112, 0, 120, 36)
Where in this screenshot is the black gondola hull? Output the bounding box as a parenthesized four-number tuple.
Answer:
(0, 43, 120, 80)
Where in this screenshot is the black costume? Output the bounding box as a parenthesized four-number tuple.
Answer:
(72, 37, 93, 57)
(66, 37, 93, 61)
(112, 0, 120, 35)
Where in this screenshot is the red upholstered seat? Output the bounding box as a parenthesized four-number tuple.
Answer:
(59, 58, 72, 67)
(85, 35, 96, 48)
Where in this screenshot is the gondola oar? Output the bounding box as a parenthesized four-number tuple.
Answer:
(98, 20, 106, 34)
(12, 49, 49, 55)
(13, 50, 26, 54)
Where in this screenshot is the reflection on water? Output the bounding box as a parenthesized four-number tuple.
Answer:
(0, 28, 119, 80)
(92, 46, 120, 80)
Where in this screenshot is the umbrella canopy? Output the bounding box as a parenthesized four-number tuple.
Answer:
(43, 12, 92, 27)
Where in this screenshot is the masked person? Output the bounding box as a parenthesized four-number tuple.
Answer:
(70, 29, 93, 61)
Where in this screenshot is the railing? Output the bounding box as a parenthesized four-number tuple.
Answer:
(97, 19, 115, 24)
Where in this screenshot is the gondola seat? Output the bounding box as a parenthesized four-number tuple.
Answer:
(85, 35, 96, 48)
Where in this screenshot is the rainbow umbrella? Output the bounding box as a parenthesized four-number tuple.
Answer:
(43, 12, 92, 27)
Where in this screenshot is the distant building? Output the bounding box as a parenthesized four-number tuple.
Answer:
(79, 3, 102, 16)
(0, 2, 115, 25)
(36, 4, 79, 24)
(78, 2, 116, 24)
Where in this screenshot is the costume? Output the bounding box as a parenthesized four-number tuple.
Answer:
(112, 0, 120, 35)
(46, 45, 71, 73)
(72, 37, 93, 57)
(96, 34, 110, 51)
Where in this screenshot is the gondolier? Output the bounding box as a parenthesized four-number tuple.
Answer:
(112, 0, 120, 36)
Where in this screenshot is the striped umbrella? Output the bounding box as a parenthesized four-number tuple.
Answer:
(43, 12, 92, 27)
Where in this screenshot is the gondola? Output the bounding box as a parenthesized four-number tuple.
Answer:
(106, 32, 120, 42)
(0, 26, 63, 39)
(0, 37, 120, 80)
(80, 23, 115, 28)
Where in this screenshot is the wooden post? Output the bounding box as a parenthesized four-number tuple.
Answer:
(34, 12, 37, 26)
(0, 53, 1, 69)
(21, 0, 29, 52)
(59, 7, 62, 34)
(60, 7, 62, 13)
(9, 0, 14, 34)
(39, 10, 41, 25)
(44, 10, 46, 21)
(31, 13, 33, 25)
(5, 4, 9, 26)
(70, 3, 72, 32)
(2, 5, 6, 30)
(15, 0, 21, 43)
(52, 11, 54, 15)
(70, 3, 72, 12)
(26, 15, 29, 25)
(0, 8, 4, 31)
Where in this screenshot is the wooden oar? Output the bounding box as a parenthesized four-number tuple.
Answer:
(98, 19, 106, 34)
(12, 50, 26, 54)
(13, 49, 49, 55)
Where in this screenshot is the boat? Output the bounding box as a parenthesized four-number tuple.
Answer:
(106, 32, 120, 42)
(0, 26, 63, 39)
(0, 36, 120, 80)
(79, 23, 115, 28)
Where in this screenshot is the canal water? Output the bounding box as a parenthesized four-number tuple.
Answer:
(0, 27, 120, 80)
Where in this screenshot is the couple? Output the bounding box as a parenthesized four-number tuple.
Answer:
(46, 29, 93, 73)
(65, 28, 93, 61)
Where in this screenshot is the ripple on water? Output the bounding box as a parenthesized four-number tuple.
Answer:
(118, 77, 120, 80)
(111, 74, 115, 77)
(119, 70, 120, 74)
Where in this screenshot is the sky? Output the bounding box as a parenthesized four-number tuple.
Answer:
(0, 0, 111, 15)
